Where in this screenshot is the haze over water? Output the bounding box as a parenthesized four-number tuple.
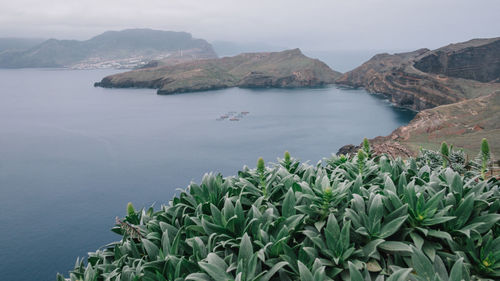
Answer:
(0, 69, 415, 281)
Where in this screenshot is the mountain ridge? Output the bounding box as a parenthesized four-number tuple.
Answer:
(336, 37, 500, 111)
(0, 29, 217, 69)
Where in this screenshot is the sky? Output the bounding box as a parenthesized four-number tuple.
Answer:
(0, 0, 499, 51)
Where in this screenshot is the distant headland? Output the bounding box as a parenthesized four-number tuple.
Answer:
(0, 29, 217, 69)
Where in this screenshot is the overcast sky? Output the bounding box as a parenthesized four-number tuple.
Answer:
(0, 0, 499, 51)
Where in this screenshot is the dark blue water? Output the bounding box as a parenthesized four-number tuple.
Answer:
(0, 69, 415, 281)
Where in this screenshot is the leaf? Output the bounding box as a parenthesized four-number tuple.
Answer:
(469, 214, 500, 233)
(379, 241, 412, 254)
(209, 203, 224, 226)
(321, 176, 330, 191)
(257, 261, 288, 281)
(427, 229, 452, 241)
(222, 197, 235, 222)
(325, 214, 340, 251)
(292, 182, 302, 192)
(313, 266, 327, 281)
(425, 189, 446, 213)
(352, 194, 365, 213)
(410, 232, 424, 249)
(421, 216, 455, 226)
(362, 239, 384, 257)
(384, 176, 397, 193)
(422, 241, 437, 262)
(161, 230, 170, 255)
(450, 172, 463, 194)
(385, 203, 408, 223)
(282, 214, 305, 232)
(186, 273, 212, 281)
(142, 239, 159, 259)
(282, 188, 296, 217)
(386, 268, 412, 281)
(339, 220, 351, 253)
(366, 260, 382, 272)
(201, 218, 227, 235)
(298, 261, 314, 281)
(348, 261, 364, 281)
(449, 258, 464, 281)
(433, 255, 448, 281)
(452, 194, 474, 229)
(410, 246, 434, 280)
(199, 253, 231, 281)
(369, 194, 384, 223)
(379, 215, 407, 238)
(239, 233, 253, 263)
(314, 221, 326, 232)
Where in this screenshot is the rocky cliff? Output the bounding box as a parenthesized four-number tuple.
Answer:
(414, 38, 500, 83)
(95, 49, 341, 94)
(336, 37, 500, 111)
(336, 37, 500, 158)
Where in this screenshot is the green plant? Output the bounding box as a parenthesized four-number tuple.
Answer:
(284, 151, 291, 169)
(418, 147, 467, 174)
(257, 157, 266, 195)
(357, 149, 367, 175)
(362, 138, 371, 156)
(441, 142, 449, 168)
(481, 138, 491, 180)
(58, 142, 499, 281)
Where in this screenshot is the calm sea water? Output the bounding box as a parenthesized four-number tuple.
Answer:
(0, 69, 415, 281)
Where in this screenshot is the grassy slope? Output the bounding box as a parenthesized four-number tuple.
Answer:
(399, 92, 500, 157)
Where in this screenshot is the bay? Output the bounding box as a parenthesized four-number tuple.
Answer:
(0, 69, 415, 281)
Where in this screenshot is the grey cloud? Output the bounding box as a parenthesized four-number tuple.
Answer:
(0, 0, 498, 51)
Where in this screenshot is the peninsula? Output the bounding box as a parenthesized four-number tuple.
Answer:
(94, 49, 342, 94)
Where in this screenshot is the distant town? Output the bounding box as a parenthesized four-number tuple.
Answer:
(70, 54, 172, 69)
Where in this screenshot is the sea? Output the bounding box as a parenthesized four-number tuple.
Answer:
(0, 68, 415, 281)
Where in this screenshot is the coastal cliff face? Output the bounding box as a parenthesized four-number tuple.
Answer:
(336, 37, 500, 111)
(336, 37, 500, 158)
(414, 38, 500, 83)
(95, 49, 341, 94)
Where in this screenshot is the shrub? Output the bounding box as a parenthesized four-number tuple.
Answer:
(58, 145, 499, 281)
(418, 146, 467, 175)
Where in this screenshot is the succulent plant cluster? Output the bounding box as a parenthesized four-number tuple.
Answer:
(58, 141, 499, 281)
